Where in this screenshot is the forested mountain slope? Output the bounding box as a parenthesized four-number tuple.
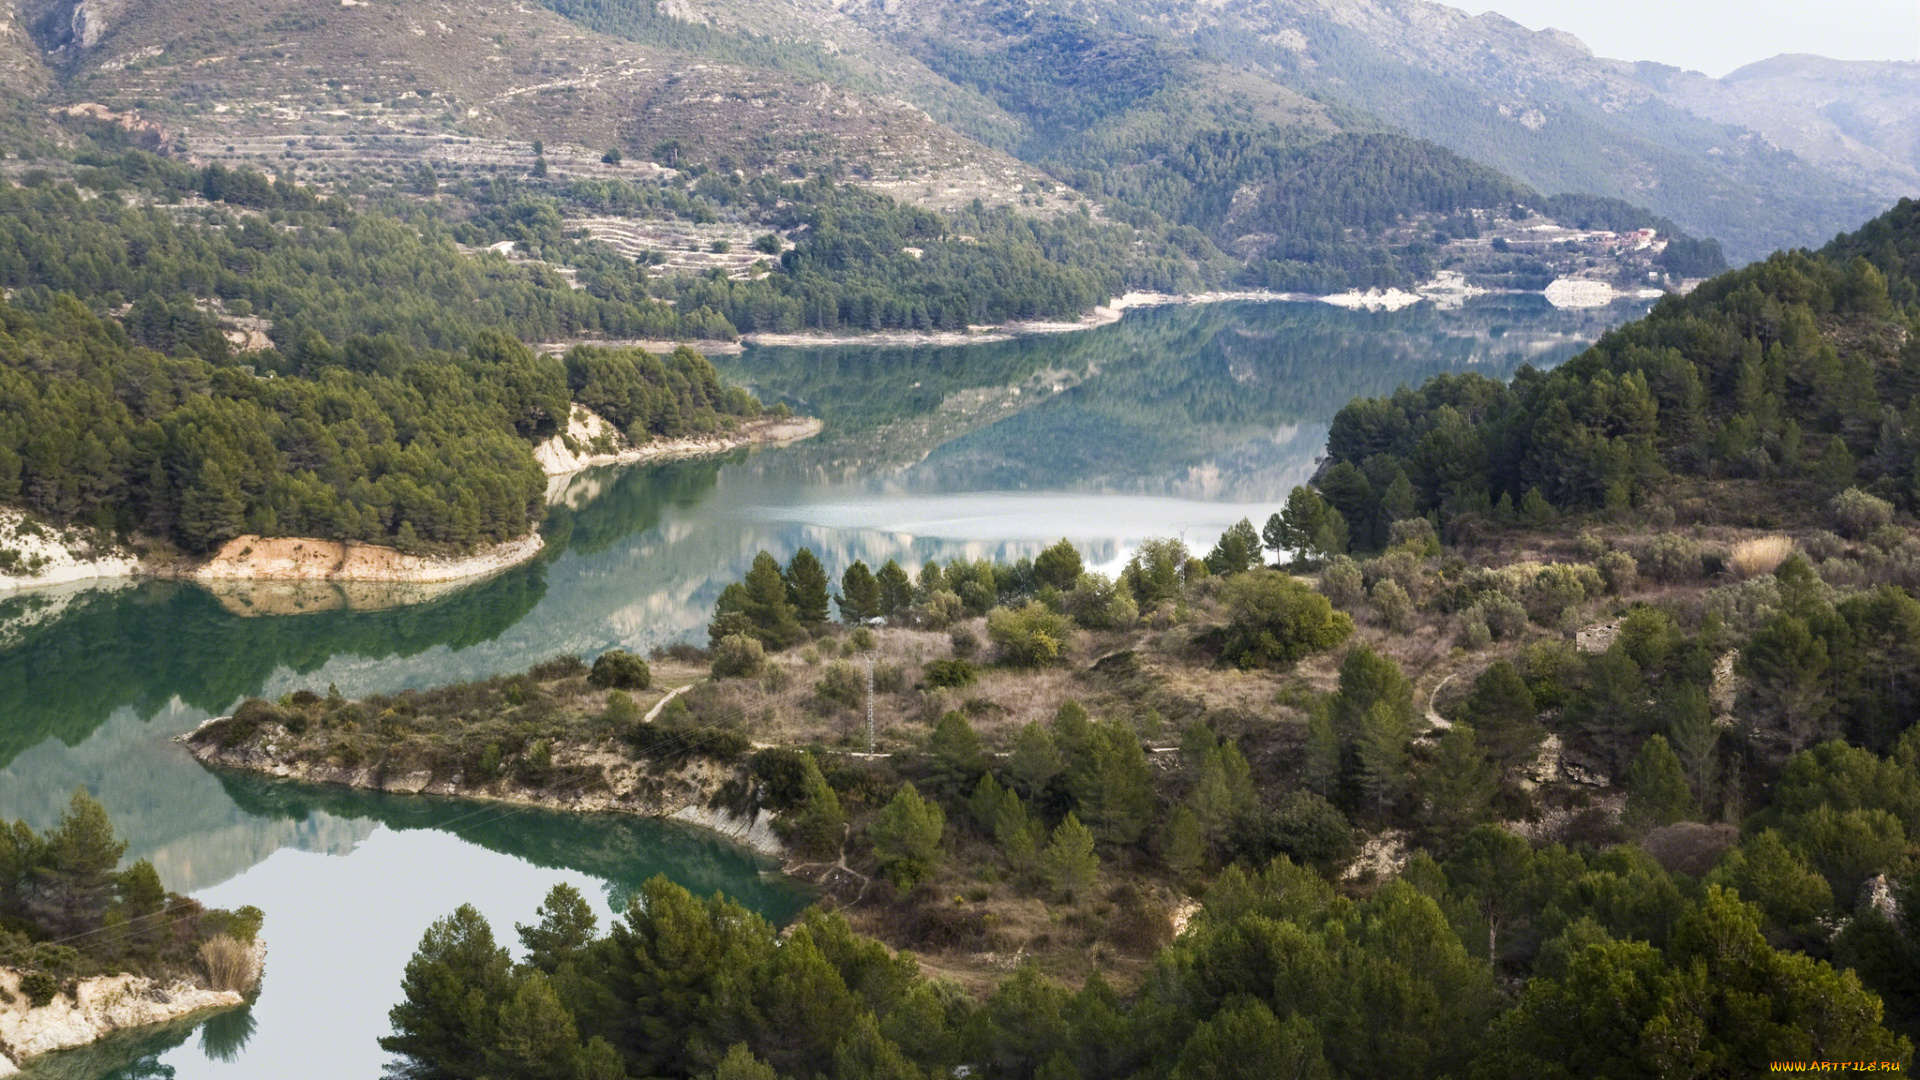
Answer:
(1318, 197, 1920, 543)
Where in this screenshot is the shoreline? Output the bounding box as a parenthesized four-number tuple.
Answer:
(737, 275, 1668, 349)
(536, 414, 823, 479)
(177, 717, 788, 861)
(0, 955, 261, 1075)
(0, 413, 821, 597)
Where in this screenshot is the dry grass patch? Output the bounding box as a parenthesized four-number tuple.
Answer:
(198, 934, 260, 993)
(1729, 534, 1795, 578)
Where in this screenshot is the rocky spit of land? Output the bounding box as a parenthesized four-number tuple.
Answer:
(0, 941, 265, 1075)
(179, 717, 786, 860)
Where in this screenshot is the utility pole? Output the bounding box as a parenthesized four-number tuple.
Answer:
(863, 652, 875, 755)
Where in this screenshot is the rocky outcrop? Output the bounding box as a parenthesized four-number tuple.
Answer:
(0, 954, 260, 1075)
(0, 508, 141, 593)
(181, 722, 786, 859)
(535, 406, 823, 480)
(190, 532, 545, 585)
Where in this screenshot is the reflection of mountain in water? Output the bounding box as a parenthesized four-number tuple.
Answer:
(0, 562, 551, 769)
(723, 297, 1646, 499)
(901, 297, 1646, 500)
(0, 703, 379, 891)
(214, 772, 810, 920)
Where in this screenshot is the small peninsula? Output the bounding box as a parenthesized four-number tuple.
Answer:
(0, 793, 265, 1076)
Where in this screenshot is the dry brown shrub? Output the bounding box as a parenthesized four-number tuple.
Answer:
(1729, 535, 1794, 579)
(199, 934, 260, 993)
(1639, 822, 1739, 877)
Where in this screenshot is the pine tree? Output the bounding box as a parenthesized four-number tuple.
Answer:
(785, 548, 831, 625)
(1459, 660, 1542, 770)
(1162, 805, 1206, 876)
(28, 789, 127, 938)
(1008, 722, 1064, 801)
(517, 883, 599, 974)
(1064, 721, 1153, 846)
(870, 784, 945, 888)
(381, 904, 515, 1080)
(1354, 700, 1411, 816)
(1041, 813, 1099, 900)
(741, 552, 804, 648)
(837, 561, 881, 623)
(1033, 539, 1084, 591)
(1420, 724, 1498, 851)
(1623, 735, 1695, 830)
(490, 972, 584, 1080)
(926, 711, 987, 802)
(876, 559, 914, 618)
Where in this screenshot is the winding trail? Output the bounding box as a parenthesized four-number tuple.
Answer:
(642, 683, 693, 723)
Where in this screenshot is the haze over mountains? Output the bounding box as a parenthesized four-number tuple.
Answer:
(0, 0, 1909, 267)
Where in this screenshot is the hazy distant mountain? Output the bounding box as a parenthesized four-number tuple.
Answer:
(1627, 54, 1920, 213)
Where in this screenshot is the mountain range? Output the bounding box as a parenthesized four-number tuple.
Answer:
(0, 0, 1911, 266)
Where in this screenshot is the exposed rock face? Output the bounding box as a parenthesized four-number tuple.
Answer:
(0, 507, 141, 593)
(534, 406, 824, 481)
(0, 958, 258, 1073)
(182, 723, 787, 858)
(190, 532, 545, 584)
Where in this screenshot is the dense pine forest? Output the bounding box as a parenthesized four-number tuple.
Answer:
(0, 144, 768, 555)
(1316, 198, 1920, 543)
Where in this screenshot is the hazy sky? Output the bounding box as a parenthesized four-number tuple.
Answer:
(1482, 0, 1918, 77)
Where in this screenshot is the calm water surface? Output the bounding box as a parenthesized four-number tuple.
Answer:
(0, 297, 1646, 1078)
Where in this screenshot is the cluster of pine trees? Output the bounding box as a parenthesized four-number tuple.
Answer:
(0, 791, 263, 1002)
(384, 839, 1910, 1080)
(0, 293, 758, 553)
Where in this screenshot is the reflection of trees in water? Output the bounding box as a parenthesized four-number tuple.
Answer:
(198, 1005, 257, 1064)
(911, 298, 1645, 499)
(214, 773, 811, 922)
(15, 1010, 200, 1080)
(0, 560, 549, 768)
(723, 297, 1646, 498)
(547, 456, 730, 557)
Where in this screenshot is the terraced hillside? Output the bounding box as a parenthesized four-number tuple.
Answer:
(0, 0, 1068, 214)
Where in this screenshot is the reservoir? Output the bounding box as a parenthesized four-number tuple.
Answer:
(0, 295, 1646, 1078)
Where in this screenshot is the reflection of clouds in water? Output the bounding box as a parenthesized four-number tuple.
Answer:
(738, 491, 1277, 544)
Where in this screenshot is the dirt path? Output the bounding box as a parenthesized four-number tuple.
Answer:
(643, 683, 693, 723)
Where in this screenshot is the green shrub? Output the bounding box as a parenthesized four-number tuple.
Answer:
(815, 661, 864, 710)
(923, 659, 978, 689)
(1641, 535, 1704, 582)
(1319, 555, 1365, 608)
(711, 633, 766, 679)
(19, 969, 57, 1008)
(1218, 570, 1354, 669)
(987, 601, 1074, 667)
(1832, 487, 1895, 539)
(529, 655, 589, 681)
(589, 649, 652, 690)
(949, 626, 979, 658)
(604, 691, 641, 723)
